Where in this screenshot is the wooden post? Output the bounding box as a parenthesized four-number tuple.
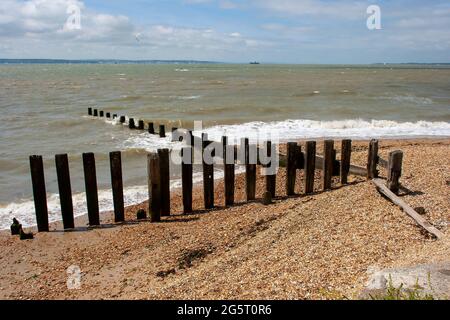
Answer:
(138, 120, 144, 130)
(120, 116, 126, 123)
(202, 140, 214, 209)
(387, 150, 403, 194)
(340, 139, 352, 184)
(265, 141, 276, 198)
(106, 112, 111, 118)
(148, 152, 161, 222)
(159, 125, 166, 138)
(182, 147, 193, 213)
(323, 140, 334, 191)
(244, 138, 256, 201)
(113, 114, 117, 119)
(93, 109, 98, 117)
(222, 136, 235, 206)
(82, 153, 100, 226)
(88, 107, 92, 116)
(110, 151, 124, 223)
(99, 111, 104, 117)
(129, 118, 136, 129)
(55, 154, 74, 229)
(148, 122, 155, 134)
(286, 142, 298, 196)
(29, 155, 49, 232)
(367, 139, 379, 179)
(304, 141, 316, 194)
(158, 149, 171, 216)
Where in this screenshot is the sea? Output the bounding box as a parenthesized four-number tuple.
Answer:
(0, 62, 449, 229)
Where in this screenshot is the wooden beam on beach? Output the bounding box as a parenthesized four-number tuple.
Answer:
(244, 138, 256, 201)
(158, 149, 171, 216)
(109, 151, 125, 223)
(138, 120, 144, 130)
(222, 136, 235, 206)
(367, 139, 379, 179)
(387, 150, 403, 194)
(55, 154, 75, 229)
(129, 118, 136, 129)
(286, 142, 298, 196)
(148, 122, 155, 134)
(304, 141, 316, 194)
(148, 152, 161, 222)
(88, 107, 92, 116)
(159, 125, 166, 138)
(372, 178, 443, 239)
(182, 147, 193, 213)
(82, 153, 100, 226)
(323, 140, 334, 191)
(202, 140, 214, 209)
(340, 139, 352, 185)
(265, 141, 276, 198)
(29, 155, 49, 232)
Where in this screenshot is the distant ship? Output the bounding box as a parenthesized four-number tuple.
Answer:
(249, 61, 260, 65)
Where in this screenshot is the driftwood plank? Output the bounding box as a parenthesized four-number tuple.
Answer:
(372, 178, 443, 239)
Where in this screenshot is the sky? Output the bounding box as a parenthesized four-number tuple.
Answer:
(0, 0, 449, 63)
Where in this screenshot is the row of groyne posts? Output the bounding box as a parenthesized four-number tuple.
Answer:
(27, 108, 403, 233)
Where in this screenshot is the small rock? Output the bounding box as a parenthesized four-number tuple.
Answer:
(262, 191, 272, 205)
(414, 207, 426, 215)
(136, 209, 147, 220)
(11, 218, 22, 236)
(19, 227, 34, 240)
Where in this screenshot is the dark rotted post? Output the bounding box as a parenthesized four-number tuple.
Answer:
(304, 141, 316, 194)
(148, 122, 155, 134)
(148, 152, 161, 222)
(265, 141, 276, 198)
(82, 153, 100, 226)
(387, 150, 403, 194)
(106, 112, 111, 118)
(367, 139, 379, 179)
(222, 136, 235, 206)
(181, 147, 193, 213)
(340, 139, 352, 184)
(55, 154, 74, 229)
(113, 114, 118, 119)
(244, 138, 256, 201)
(159, 125, 166, 138)
(99, 111, 104, 117)
(286, 142, 298, 196)
(29, 155, 49, 232)
(110, 151, 124, 223)
(138, 120, 144, 130)
(323, 140, 334, 191)
(202, 140, 214, 209)
(128, 118, 136, 129)
(158, 149, 171, 216)
(93, 109, 98, 117)
(120, 116, 126, 123)
(88, 107, 92, 116)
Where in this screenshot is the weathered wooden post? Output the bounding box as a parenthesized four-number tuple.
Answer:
(286, 142, 298, 196)
(265, 141, 276, 198)
(88, 107, 92, 116)
(113, 114, 118, 119)
(323, 140, 334, 191)
(106, 112, 111, 118)
(99, 111, 104, 117)
(367, 139, 379, 179)
(340, 139, 352, 184)
(158, 149, 171, 216)
(182, 147, 193, 213)
(148, 122, 155, 134)
(82, 153, 100, 226)
(55, 154, 74, 229)
(202, 140, 214, 209)
(148, 152, 161, 222)
(222, 136, 235, 206)
(387, 150, 403, 194)
(159, 125, 166, 138)
(244, 138, 256, 201)
(129, 118, 136, 129)
(120, 116, 126, 124)
(304, 141, 316, 194)
(110, 151, 124, 223)
(30, 155, 49, 232)
(138, 120, 144, 130)
(93, 109, 98, 117)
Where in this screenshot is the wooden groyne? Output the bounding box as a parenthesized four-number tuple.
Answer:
(24, 109, 442, 239)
